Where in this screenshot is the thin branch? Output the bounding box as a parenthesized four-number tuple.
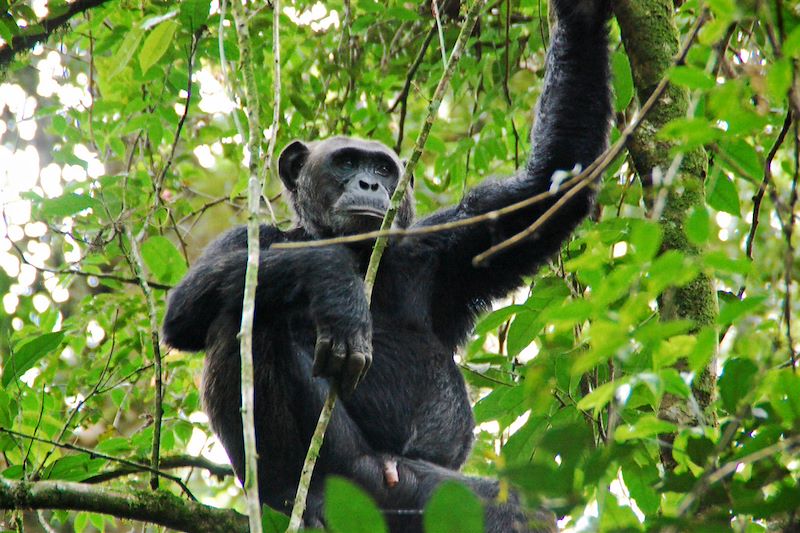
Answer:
(152, 31, 202, 219)
(744, 110, 793, 261)
(121, 226, 164, 491)
(286, 2, 487, 530)
(4, 233, 172, 290)
(390, 23, 437, 152)
(0, 478, 246, 533)
(676, 433, 800, 517)
(0, 0, 112, 67)
(35, 312, 120, 477)
(432, 0, 449, 67)
(783, 121, 798, 370)
(0, 428, 194, 499)
(230, 0, 267, 531)
(83, 455, 234, 484)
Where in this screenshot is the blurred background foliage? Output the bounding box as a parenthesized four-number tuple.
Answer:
(0, 0, 798, 531)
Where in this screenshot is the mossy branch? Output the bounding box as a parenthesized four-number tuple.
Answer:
(0, 479, 247, 533)
(614, 0, 719, 467)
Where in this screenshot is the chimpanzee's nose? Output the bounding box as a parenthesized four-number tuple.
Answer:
(358, 179, 380, 192)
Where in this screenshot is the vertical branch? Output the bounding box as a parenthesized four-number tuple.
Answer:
(744, 110, 792, 262)
(122, 226, 163, 490)
(286, 2, 486, 531)
(783, 123, 798, 370)
(229, 1, 268, 531)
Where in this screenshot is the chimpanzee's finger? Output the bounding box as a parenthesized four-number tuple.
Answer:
(312, 335, 332, 377)
(323, 339, 347, 379)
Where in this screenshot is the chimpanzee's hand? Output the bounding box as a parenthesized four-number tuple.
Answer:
(551, 0, 611, 28)
(312, 321, 372, 396)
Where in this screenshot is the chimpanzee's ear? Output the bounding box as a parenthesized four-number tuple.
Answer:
(278, 141, 310, 192)
(401, 159, 415, 189)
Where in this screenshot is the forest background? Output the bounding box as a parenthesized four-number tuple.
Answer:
(0, 0, 798, 531)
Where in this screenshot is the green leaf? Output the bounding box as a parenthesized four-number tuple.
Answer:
(669, 65, 715, 90)
(659, 117, 720, 147)
(766, 59, 793, 106)
(628, 219, 662, 262)
(784, 25, 800, 58)
(719, 358, 758, 413)
(717, 139, 762, 183)
(612, 51, 633, 111)
(600, 495, 644, 531)
(386, 7, 417, 21)
(614, 415, 676, 442)
(139, 20, 178, 73)
(718, 296, 768, 326)
(40, 193, 102, 219)
(474, 304, 526, 335)
(424, 482, 484, 533)
(622, 463, 659, 516)
(0, 16, 20, 43)
(506, 310, 542, 357)
(262, 505, 290, 533)
(577, 379, 623, 413)
(653, 335, 696, 369)
(2, 331, 65, 387)
(179, 0, 210, 30)
(686, 436, 715, 467)
(289, 94, 314, 120)
(659, 368, 692, 398)
(686, 206, 710, 245)
(688, 327, 717, 373)
(140, 236, 187, 285)
(0, 390, 15, 427)
(108, 28, 145, 79)
(324, 477, 387, 533)
(473, 384, 527, 424)
(46, 454, 105, 481)
(707, 172, 741, 215)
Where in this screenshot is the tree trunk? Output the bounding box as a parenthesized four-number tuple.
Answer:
(614, 0, 719, 469)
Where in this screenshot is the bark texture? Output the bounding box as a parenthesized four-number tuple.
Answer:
(0, 479, 247, 533)
(614, 0, 719, 467)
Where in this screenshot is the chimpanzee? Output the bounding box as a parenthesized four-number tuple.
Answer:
(163, 1, 611, 531)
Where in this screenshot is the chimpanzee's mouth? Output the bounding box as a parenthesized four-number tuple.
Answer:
(344, 207, 386, 219)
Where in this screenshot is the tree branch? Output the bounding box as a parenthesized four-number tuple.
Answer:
(0, 479, 247, 533)
(121, 225, 165, 491)
(229, 0, 270, 531)
(0, 0, 112, 67)
(83, 455, 234, 484)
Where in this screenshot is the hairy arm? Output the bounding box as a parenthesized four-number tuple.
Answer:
(409, 0, 612, 346)
(162, 226, 372, 392)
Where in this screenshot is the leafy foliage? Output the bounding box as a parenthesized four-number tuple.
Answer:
(0, 0, 798, 531)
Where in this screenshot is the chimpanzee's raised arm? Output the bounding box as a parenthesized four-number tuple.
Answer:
(407, 0, 612, 347)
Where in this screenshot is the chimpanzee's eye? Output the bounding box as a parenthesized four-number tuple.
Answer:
(337, 156, 356, 170)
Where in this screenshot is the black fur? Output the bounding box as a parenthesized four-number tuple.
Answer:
(163, 3, 611, 531)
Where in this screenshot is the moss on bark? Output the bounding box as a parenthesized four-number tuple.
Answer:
(614, 0, 719, 467)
